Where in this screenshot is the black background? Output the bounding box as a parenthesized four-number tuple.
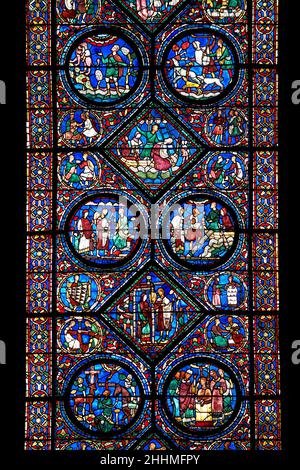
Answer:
(0, 0, 299, 466)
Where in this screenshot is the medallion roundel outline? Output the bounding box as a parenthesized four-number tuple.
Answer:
(64, 192, 149, 271)
(161, 357, 243, 437)
(160, 193, 240, 271)
(63, 358, 145, 438)
(64, 27, 147, 109)
(160, 27, 241, 106)
(58, 273, 102, 313)
(58, 151, 102, 190)
(58, 317, 103, 354)
(205, 272, 248, 310)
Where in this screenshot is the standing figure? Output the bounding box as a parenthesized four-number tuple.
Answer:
(205, 201, 221, 232)
(202, 36, 218, 78)
(228, 110, 244, 144)
(210, 110, 226, 144)
(171, 207, 185, 254)
(71, 45, 84, 66)
(81, 42, 92, 75)
(99, 45, 128, 97)
(221, 207, 233, 230)
(112, 207, 130, 251)
(169, 372, 181, 419)
(154, 288, 173, 342)
(179, 370, 196, 425)
(95, 390, 115, 433)
(195, 377, 213, 426)
(95, 209, 110, 256)
(77, 209, 93, 254)
(136, 123, 163, 163)
(138, 293, 152, 342)
(215, 39, 234, 79)
(211, 276, 222, 308)
(226, 155, 243, 185)
(130, 132, 143, 161)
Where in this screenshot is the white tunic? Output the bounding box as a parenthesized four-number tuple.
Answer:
(83, 118, 98, 138)
(78, 219, 91, 253)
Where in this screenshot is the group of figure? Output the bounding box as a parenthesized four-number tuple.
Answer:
(168, 366, 235, 427)
(63, 153, 97, 187)
(70, 38, 137, 100)
(72, 366, 139, 433)
(211, 275, 241, 308)
(209, 109, 246, 145)
(135, 0, 180, 20)
(63, 111, 99, 145)
(117, 120, 191, 181)
(170, 202, 234, 260)
(168, 35, 234, 98)
(206, 0, 243, 13)
(61, 319, 102, 353)
(59, 0, 98, 22)
(117, 287, 189, 344)
(73, 206, 136, 258)
(209, 316, 245, 350)
(208, 153, 245, 189)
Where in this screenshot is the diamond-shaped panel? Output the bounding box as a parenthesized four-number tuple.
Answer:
(106, 105, 202, 195)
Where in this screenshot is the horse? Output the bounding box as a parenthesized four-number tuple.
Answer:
(73, 396, 94, 416)
(113, 384, 136, 424)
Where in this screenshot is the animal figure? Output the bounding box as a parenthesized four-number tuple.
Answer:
(73, 396, 94, 416)
(171, 57, 224, 94)
(113, 383, 135, 424)
(182, 75, 203, 95)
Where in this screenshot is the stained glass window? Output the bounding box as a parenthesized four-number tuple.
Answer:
(25, 0, 280, 451)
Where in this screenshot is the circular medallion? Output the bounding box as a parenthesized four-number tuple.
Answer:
(162, 29, 239, 104)
(65, 360, 143, 436)
(163, 359, 241, 435)
(58, 152, 101, 189)
(161, 195, 238, 269)
(58, 317, 103, 354)
(66, 30, 143, 106)
(205, 109, 248, 146)
(58, 110, 102, 147)
(205, 273, 247, 310)
(206, 152, 248, 189)
(206, 315, 247, 352)
(203, 0, 246, 22)
(66, 194, 147, 269)
(58, 274, 101, 312)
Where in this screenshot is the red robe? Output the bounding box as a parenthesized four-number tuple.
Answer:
(80, 217, 94, 251)
(61, 1, 77, 19)
(152, 144, 172, 171)
(179, 380, 195, 413)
